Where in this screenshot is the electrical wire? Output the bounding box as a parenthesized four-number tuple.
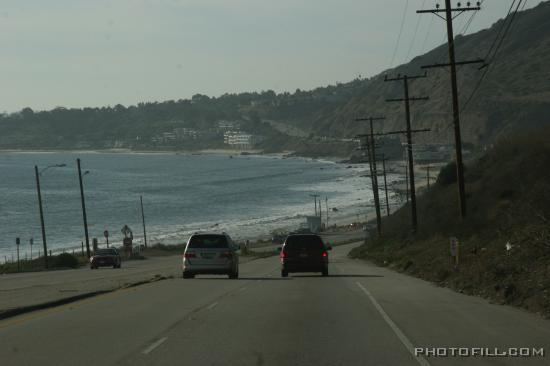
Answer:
(390, 0, 410, 68)
(461, 0, 524, 112)
(405, 0, 427, 61)
(420, 11, 435, 54)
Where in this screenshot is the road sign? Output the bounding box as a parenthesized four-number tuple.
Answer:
(30, 238, 33, 245)
(450, 237, 458, 256)
(104, 230, 109, 238)
(16, 237, 20, 245)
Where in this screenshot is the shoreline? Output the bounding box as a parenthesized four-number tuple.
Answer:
(0, 150, 407, 261)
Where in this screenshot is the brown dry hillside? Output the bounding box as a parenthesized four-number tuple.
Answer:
(313, 1, 550, 146)
(350, 127, 550, 317)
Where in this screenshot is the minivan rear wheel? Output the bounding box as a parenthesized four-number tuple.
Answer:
(228, 270, 239, 279)
(322, 269, 329, 277)
(281, 270, 288, 278)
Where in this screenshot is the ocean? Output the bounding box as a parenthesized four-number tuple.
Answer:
(0, 151, 387, 260)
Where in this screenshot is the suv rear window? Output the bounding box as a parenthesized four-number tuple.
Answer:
(188, 235, 229, 249)
(95, 249, 118, 255)
(284, 235, 324, 250)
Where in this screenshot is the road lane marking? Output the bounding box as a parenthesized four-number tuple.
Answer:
(142, 337, 168, 355)
(356, 282, 431, 366)
(206, 302, 218, 310)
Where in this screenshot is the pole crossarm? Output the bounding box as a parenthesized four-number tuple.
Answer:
(417, 6, 480, 14)
(355, 117, 386, 122)
(386, 97, 429, 102)
(374, 128, 431, 136)
(422, 59, 485, 69)
(384, 73, 427, 82)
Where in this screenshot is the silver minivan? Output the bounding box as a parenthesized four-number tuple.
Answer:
(182, 232, 240, 279)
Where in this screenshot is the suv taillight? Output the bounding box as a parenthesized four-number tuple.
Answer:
(280, 251, 287, 259)
(220, 251, 232, 258)
(184, 252, 196, 258)
(322, 251, 328, 257)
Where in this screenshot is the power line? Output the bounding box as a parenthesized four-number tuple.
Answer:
(420, 11, 435, 53)
(484, 0, 518, 60)
(461, 0, 524, 112)
(390, 0, 410, 68)
(405, 0, 427, 61)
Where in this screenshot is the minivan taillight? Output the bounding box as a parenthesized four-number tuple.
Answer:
(220, 251, 232, 258)
(322, 251, 328, 257)
(280, 251, 287, 259)
(184, 252, 196, 258)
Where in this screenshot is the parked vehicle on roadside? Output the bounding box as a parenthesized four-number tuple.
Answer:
(182, 232, 240, 279)
(90, 248, 122, 269)
(279, 234, 331, 277)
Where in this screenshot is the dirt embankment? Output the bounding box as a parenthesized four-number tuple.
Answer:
(350, 129, 550, 318)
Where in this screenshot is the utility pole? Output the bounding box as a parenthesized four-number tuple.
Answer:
(418, 1, 484, 219)
(356, 117, 385, 237)
(404, 162, 409, 203)
(355, 137, 382, 237)
(385, 73, 429, 233)
(16, 237, 20, 272)
(35, 165, 49, 269)
(380, 155, 391, 216)
(427, 164, 431, 188)
(77, 158, 91, 258)
(325, 196, 329, 228)
(140, 195, 148, 248)
(310, 194, 319, 217)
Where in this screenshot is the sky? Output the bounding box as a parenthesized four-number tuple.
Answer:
(0, 0, 544, 112)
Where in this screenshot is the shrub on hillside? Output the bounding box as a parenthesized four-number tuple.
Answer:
(437, 161, 458, 186)
(53, 253, 79, 268)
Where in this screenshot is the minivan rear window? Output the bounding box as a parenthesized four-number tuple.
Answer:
(95, 249, 118, 256)
(284, 235, 324, 250)
(188, 235, 229, 249)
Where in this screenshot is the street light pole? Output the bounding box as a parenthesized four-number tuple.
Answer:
(35, 165, 49, 269)
(140, 195, 148, 249)
(77, 158, 91, 258)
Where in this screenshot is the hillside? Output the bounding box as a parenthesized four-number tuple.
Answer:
(317, 1, 550, 146)
(0, 2, 549, 153)
(350, 127, 550, 317)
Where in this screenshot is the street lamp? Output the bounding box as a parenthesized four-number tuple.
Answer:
(77, 158, 91, 258)
(35, 163, 66, 269)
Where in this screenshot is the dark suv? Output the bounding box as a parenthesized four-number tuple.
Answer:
(90, 248, 121, 269)
(279, 234, 331, 277)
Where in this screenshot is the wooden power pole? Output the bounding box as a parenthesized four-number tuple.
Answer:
(384, 74, 429, 233)
(356, 117, 385, 237)
(417, 1, 484, 219)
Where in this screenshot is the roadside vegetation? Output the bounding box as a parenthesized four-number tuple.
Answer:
(350, 128, 550, 318)
(0, 253, 88, 274)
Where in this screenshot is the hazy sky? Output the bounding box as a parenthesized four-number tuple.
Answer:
(0, 0, 544, 112)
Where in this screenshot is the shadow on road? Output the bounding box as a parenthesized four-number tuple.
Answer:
(290, 274, 383, 278)
(189, 277, 291, 281)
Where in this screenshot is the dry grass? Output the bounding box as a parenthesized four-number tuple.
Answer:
(350, 128, 550, 317)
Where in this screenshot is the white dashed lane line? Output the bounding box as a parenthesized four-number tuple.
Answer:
(356, 281, 431, 366)
(206, 302, 218, 310)
(142, 337, 168, 355)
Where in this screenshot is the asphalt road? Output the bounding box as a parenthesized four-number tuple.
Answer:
(0, 243, 548, 366)
(0, 230, 364, 313)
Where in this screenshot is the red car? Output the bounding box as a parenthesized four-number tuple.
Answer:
(90, 248, 122, 269)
